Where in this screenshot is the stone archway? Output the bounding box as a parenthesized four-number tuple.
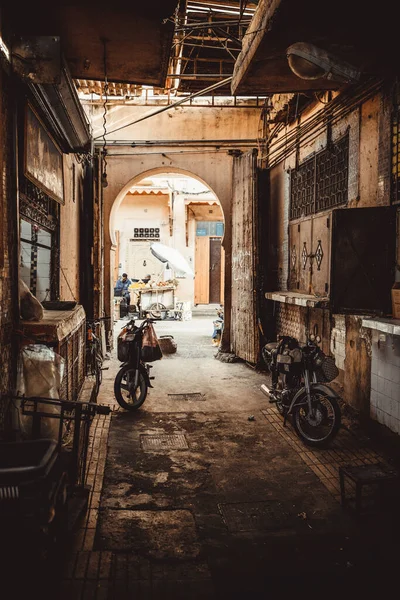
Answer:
(109, 166, 225, 247)
(102, 151, 234, 351)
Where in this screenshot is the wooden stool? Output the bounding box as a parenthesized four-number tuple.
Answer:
(339, 462, 398, 516)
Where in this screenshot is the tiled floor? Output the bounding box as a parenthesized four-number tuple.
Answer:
(261, 407, 385, 502)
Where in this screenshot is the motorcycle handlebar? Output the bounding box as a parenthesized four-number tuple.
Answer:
(121, 317, 156, 332)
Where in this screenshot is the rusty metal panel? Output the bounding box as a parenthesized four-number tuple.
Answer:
(331, 207, 397, 313)
(310, 213, 331, 297)
(11, 36, 61, 84)
(298, 218, 312, 294)
(288, 222, 300, 291)
(231, 149, 259, 364)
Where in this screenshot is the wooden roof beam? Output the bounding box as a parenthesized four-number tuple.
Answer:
(231, 0, 281, 94)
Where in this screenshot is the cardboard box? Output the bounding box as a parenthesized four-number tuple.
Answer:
(392, 283, 400, 319)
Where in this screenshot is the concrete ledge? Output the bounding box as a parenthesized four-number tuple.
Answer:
(362, 317, 400, 337)
(265, 291, 329, 308)
(78, 377, 97, 404)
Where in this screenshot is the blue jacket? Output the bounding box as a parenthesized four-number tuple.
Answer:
(115, 278, 131, 292)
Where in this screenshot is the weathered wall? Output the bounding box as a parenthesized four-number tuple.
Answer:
(267, 87, 394, 414)
(116, 193, 170, 283)
(269, 164, 289, 291)
(0, 62, 17, 434)
(276, 304, 331, 355)
(343, 316, 372, 416)
(60, 155, 83, 301)
(87, 104, 261, 143)
(358, 95, 380, 207)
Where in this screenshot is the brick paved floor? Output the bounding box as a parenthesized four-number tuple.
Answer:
(58, 318, 400, 599)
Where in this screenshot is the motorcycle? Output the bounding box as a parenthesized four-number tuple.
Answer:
(114, 317, 159, 410)
(260, 334, 341, 447)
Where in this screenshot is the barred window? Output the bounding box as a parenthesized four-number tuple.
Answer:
(290, 134, 349, 220)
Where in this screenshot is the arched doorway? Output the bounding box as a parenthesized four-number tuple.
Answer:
(110, 170, 225, 323)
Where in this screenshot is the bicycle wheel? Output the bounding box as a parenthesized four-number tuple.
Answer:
(149, 302, 167, 320)
(86, 346, 102, 401)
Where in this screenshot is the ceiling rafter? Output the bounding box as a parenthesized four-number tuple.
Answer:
(166, 0, 258, 94)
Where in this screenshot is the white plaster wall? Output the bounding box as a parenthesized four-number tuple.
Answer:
(331, 315, 346, 372)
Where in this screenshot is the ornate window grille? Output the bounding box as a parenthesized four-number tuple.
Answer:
(19, 176, 60, 300)
(290, 133, 349, 220)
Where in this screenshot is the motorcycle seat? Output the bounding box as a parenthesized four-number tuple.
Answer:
(264, 342, 279, 351)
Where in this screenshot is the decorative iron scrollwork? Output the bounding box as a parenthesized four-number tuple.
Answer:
(315, 240, 324, 270)
(302, 243, 308, 270)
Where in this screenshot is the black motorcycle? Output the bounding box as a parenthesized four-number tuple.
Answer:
(114, 318, 159, 410)
(260, 334, 341, 447)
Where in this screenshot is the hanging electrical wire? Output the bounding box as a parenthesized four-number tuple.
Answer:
(101, 38, 109, 188)
(265, 78, 383, 168)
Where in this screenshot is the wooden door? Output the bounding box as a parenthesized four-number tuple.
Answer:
(194, 236, 210, 304)
(231, 149, 259, 363)
(310, 213, 331, 297)
(220, 245, 225, 304)
(209, 237, 221, 303)
(298, 218, 312, 294)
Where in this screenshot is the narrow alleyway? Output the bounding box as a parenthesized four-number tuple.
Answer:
(60, 316, 400, 599)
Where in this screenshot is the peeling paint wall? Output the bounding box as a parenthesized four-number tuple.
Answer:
(0, 65, 17, 434)
(343, 316, 372, 416)
(330, 315, 346, 379)
(60, 155, 83, 301)
(87, 104, 261, 143)
(267, 86, 396, 415)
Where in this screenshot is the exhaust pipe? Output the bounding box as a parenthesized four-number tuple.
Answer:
(260, 384, 277, 403)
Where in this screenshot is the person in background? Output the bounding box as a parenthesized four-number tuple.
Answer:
(115, 273, 132, 307)
(212, 305, 224, 347)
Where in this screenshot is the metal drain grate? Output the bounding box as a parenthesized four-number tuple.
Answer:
(168, 393, 205, 401)
(218, 501, 291, 532)
(140, 434, 189, 451)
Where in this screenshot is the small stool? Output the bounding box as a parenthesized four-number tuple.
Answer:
(339, 462, 398, 516)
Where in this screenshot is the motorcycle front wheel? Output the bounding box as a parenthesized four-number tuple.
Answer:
(292, 391, 341, 447)
(114, 365, 148, 411)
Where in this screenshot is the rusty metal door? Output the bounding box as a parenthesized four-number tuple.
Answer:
(298, 218, 312, 294)
(209, 237, 221, 304)
(331, 207, 396, 313)
(288, 222, 300, 291)
(231, 149, 259, 363)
